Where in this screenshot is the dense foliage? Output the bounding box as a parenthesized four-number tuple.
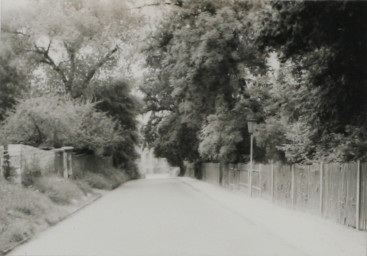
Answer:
(142, 3, 267, 172)
(1, 0, 142, 174)
(0, 56, 26, 121)
(92, 80, 141, 170)
(1, 96, 123, 156)
(2, 0, 141, 98)
(142, 1, 367, 169)
(258, 1, 367, 162)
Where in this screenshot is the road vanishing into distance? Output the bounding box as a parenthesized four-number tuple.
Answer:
(9, 175, 365, 256)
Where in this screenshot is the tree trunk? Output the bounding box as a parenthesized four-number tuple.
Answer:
(179, 161, 185, 176)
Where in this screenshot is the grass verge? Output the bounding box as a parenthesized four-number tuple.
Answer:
(0, 179, 67, 252)
(0, 168, 130, 253)
(81, 168, 129, 190)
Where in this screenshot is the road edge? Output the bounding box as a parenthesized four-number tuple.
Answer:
(1, 191, 105, 256)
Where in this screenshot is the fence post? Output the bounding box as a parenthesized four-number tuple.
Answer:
(259, 164, 262, 197)
(291, 164, 295, 209)
(320, 161, 324, 217)
(0, 146, 3, 179)
(271, 161, 274, 202)
(68, 151, 73, 178)
(62, 149, 68, 178)
(249, 134, 253, 197)
(356, 160, 361, 230)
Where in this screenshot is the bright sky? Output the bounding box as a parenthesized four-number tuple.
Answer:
(2, 0, 31, 11)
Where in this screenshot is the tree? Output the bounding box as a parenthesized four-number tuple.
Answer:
(2, 0, 142, 98)
(0, 56, 27, 121)
(0, 96, 124, 155)
(142, 2, 268, 170)
(1, 0, 143, 174)
(92, 80, 141, 171)
(257, 1, 367, 162)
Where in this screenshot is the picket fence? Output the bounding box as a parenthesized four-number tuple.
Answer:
(184, 161, 367, 231)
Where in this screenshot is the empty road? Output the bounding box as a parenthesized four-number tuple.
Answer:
(9, 176, 364, 256)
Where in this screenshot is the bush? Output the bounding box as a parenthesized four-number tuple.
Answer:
(81, 168, 129, 190)
(0, 96, 123, 156)
(21, 157, 43, 187)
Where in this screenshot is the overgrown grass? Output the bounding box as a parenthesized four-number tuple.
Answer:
(82, 172, 113, 190)
(74, 179, 94, 195)
(32, 175, 86, 205)
(0, 179, 66, 252)
(81, 168, 129, 190)
(0, 168, 130, 253)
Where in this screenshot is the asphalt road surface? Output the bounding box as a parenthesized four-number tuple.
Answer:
(8, 176, 341, 256)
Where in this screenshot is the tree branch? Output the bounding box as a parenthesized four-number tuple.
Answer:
(28, 113, 44, 145)
(1, 28, 30, 37)
(82, 46, 118, 87)
(130, 0, 182, 9)
(34, 41, 70, 90)
(46, 40, 52, 55)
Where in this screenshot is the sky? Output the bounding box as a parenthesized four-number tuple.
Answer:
(2, 0, 31, 11)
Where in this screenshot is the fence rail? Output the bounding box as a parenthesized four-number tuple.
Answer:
(184, 161, 367, 231)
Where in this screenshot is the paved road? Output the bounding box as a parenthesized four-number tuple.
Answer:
(9, 177, 317, 255)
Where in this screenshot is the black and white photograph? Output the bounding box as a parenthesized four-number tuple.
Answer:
(1, 0, 367, 255)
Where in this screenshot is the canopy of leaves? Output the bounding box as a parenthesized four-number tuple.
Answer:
(142, 2, 267, 166)
(143, 0, 367, 165)
(2, 0, 142, 98)
(257, 1, 367, 162)
(1, 1, 143, 173)
(0, 56, 27, 121)
(92, 80, 142, 168)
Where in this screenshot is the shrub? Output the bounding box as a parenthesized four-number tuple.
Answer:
(0, 96, 124, 156)
(102, 168, 129, 189)
(21, 157, 43, 187)
(81, 168, 129, 190)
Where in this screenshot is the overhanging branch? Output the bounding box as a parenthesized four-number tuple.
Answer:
(34, 41, 70, 90)
(82, 46, 118, 86)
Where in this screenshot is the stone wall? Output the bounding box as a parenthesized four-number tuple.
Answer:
(1, 144, 73, 184)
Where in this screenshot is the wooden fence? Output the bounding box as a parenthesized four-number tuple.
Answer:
(185, 161, 367, 231)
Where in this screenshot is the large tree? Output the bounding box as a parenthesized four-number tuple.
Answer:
(2, 0, 142, 98)
(142, 2, 267, 171)
(93, 80, 141, 171)
(1, 0, 143, 174)
(257, 1, 367, 162)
